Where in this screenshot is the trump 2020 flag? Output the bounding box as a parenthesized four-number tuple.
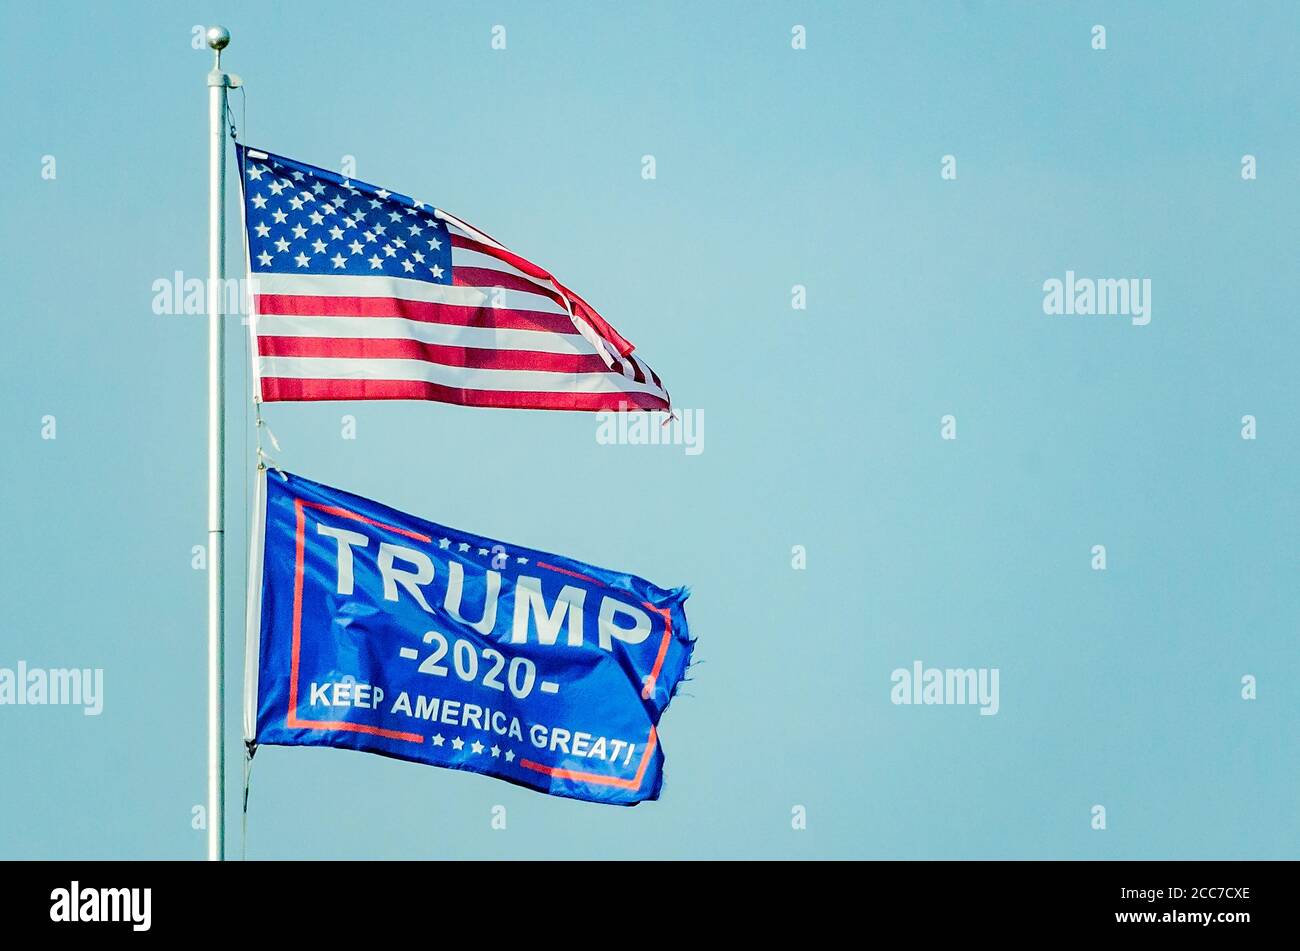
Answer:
(235, 145, 672, 412)
(244, 469, 693, 805)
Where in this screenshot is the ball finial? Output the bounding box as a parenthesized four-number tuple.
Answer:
(206, 26, 231, 51)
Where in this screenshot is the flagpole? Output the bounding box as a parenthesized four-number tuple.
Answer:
(206, 24, 233, 862)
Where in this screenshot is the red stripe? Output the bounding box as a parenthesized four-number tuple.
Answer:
(453, 266, 566, 307)
(255, 293, 578, 335)
(452, 233, 559, 283)
(451, 233, 634, 358)
(259, 377, 670, 411)
(257, 335, 616, 373)
(567, 293, 634, 358)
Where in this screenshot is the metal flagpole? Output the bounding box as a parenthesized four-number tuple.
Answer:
(206, 24, 233, 862)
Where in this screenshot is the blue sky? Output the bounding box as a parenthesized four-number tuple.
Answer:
(0, 1, 1297, 858)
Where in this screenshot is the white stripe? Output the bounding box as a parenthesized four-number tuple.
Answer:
(255, 272, 567, 315)
(569, 314, 619, 368)
(437, 210, 506, 251)
(255, 314, 596, 356)
(628, 353, 654, 385)
(257, 356, 668, 396)
(452, 246, 552, 287)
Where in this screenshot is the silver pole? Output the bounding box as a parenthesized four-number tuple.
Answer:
(205, 24, 232, 862)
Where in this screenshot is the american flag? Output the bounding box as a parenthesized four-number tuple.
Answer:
(236, 146, 670, 412)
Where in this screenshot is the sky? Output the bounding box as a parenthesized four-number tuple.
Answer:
(0, 1, 1297, 859)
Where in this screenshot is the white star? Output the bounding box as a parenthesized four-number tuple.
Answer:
(311, 238, 327, 254)
(331, 253, 346, 269)
(393, 237, 405, 249)
(294, 252, 310, 268)
(458, 542, 470, 553)
(412, 251, 425, 264)
(432, 734, 445, 747)
(414, 199, 427, 209)
(353, 209, 368, 222)
(342, 217, 356, 229)
(254, 222, 270, 238)
(451, 736, 464, 751)
(272, 209, 288, 224)
(429, 265, 444, 279)
(408, 223, 423, 236)
(311, 181, 326, 195)
(382, 245, 397, 258)
(490, 745, 501, 758)
(376, 188, 391, 199)
(298, 190, 314, 203)
(504, 749, 515, 763)
(427, 237, 441, 250)
(477, 548, 488, 556)
(341, 180, 360, 195)
(328, 226, 344, 241)
(268, 180, 287, 195)
(289, 196, 304, 211)
(516, 556, 528, 564)
(309, 211, 324, 226)
(401, 259, 415, 272)
(470, 740, 484, 755)
(348, 240, 363, 255)
(368, 254, 384, 269)
(321, 203, 335, 215)
(290, 170, 305, 181)
(246, 165, 265, 180)
(274, 237, 290, 252)
(369, 198, 382, 209)
(292, 224, 308, 239)
(363, 231, 376, 243)
(388, 211, 403, 223)
(257, 251, 273, 266)
(438, 538, 451, 549)
(374, 224, 387, 237)
(251, 193, 268, 209)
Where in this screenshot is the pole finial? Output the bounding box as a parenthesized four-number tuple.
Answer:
(206, 25, 231, 51)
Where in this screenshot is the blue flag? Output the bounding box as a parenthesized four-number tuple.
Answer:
(244, 470, 693, 805)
